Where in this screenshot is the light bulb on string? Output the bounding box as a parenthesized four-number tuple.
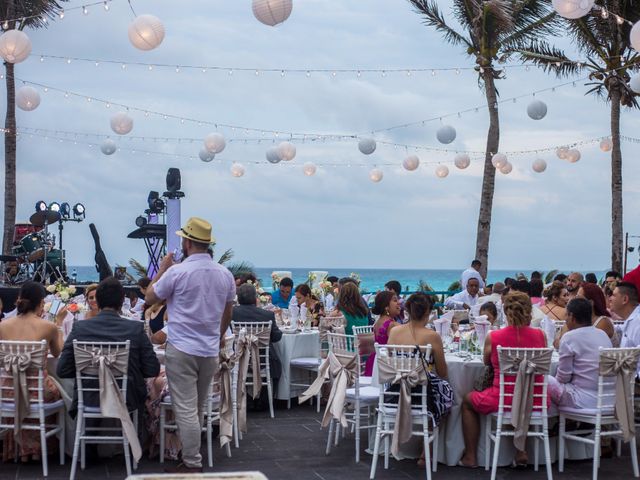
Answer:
(82, 6, 88, 15)
(103, 1, 109, 11)
(59, 10, 64, 19)
(2, 21, 8, 30)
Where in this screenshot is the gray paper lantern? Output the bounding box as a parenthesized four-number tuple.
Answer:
(266, 147, 281, 163)
(199, 149, 215, 162)
(436, 125, 456, 144)
(402, 155, 420, 171)
(358, 137, 376, 155)
(454, 153, 471, 169)
(252, 0, 293, 26)
(527, 100, 548, 120)
(100, 138, 117, 155)
(532, 159, 547, 173)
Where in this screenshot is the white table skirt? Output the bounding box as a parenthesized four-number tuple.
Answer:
(272, 331, 320, 400)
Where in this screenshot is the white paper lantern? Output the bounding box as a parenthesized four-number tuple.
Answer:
(252, 0, 293, 26)
(369, 168, 383, 183)
(402, 154, 420, 171)
(527, 100, 548, 120)
(499, 162, 513, 174)
(0, 30, 31, 64)
(231, 163, 245, 177)
(303, 162, 317, 176)
(631, 21, 640, 51)
(277, 141, 296, 161)
(600, 138, 613, 152)
(266, 147, 281, 163)
(204, 133, 226, 154)
(358, 137, 376, 155)
(436, 125, 456, 144)
(532, 159, 547, 173)
(630, 73, 640, 94)
(566, 149, 581, 163)
(16, 86, 40, 111)
(100, 138, 117, 155)
(128, 15, 165, 51)
(199, 149, 215, 162)
(454, 153, 471, 169)
(556, 146, 569, 160)
(552, 0, 594, 19)
(491, 153, 507, 169)
(110, 112, 134, 135)
(435, 165, 449, 178)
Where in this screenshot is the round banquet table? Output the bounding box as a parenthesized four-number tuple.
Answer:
(272, 330, 320, 401)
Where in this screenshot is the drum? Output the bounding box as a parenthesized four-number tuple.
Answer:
(20, 234, 44, 261)
(44, 249, 64, 270)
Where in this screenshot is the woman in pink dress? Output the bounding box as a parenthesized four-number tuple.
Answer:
(459, 291, 547, 468)
(364, 291, 400, 376)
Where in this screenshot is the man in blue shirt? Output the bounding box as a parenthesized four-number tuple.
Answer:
(272, 277, 294, 308)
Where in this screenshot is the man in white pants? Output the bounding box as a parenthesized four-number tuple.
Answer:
(146, 217, 236, 473)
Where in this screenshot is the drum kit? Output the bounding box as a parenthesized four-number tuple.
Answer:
(1, 210, 66, 284)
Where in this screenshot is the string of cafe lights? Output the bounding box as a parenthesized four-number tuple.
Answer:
(0, 0, 116, 28)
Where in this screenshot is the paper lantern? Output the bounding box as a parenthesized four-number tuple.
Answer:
(231, 163, 245, 177)
(369, 168, 383, 183)
(556, 146, 569, 159)
(402, 155, 420, 171)
(0, 30, 31, 64)
(204, 133, 226, 154)
(358, 137, 376, 155)
(16, 86, 40, 111)
(630, 73, 640, 94)
(199, 149, 214, 162)
(277, 141, 296, 161)
(532, 159, 547, 173)
(266, 147, 281, 163)
(631, 21, 640, 51)
(566, 149, 581, 163)
(435, 165, 449, 178)
(454, 153, 471, 169)
(527, 100, 548, 120)
(600, 138, 613, 152)
(100, 139, 117, 155)
(552, 0, 594, 19)
(110, 112, 134, 135)
(252, 0, 293, 26)
(491, 153, 507, 169)
(128, 15, 165, 51)
(303, 162, 317, 176)
(499, 162, 513, 174)
(436, 125, 456, 144)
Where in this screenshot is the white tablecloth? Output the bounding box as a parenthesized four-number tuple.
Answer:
(272, 330, 320, 400)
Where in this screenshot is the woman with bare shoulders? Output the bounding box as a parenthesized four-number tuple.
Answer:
(539, 281, 569, 321)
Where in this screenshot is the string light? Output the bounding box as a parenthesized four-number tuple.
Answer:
(82, 6, 89, 15)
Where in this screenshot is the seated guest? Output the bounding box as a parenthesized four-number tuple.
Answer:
(82, 283, 99, 320)
(146, 301, 168, 335)
(580, 283, 618, 345)
(566, 272, 584, 300)
(461, 259, 485, 290)
(477, 282, 505, 306)
(460, 291, 547, 468)
(548, 298, 612, 410)
(530, 278, 544, 306)
(384, 280, 405, 323)
(57, 277, 160, 414)
(124, 289, 143, 318)
(511, 279, 544, 327)
(445, 277, 480, 310)
(327, 276, 339, 288)
(294, 284, 324, 327)
(478, 302, 498, 326)
(610, 282, 640, 366)
(540, 280, 569, 320)
(364, 291, 400, 376)
(483, 284, 493, 296)
(554, 273, 568, 285)
(585, 273, 598, 284)
(336, 282, 369, 334)
(271, 277, 294, 309)
(604, 270, 621, 290)
(0, 282, 65, 462)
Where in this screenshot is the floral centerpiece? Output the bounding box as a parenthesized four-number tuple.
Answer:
(349, 272, 361, 284)
(271, 272, 283, 291)
(248, 280, 271, 307)
(46, 281, 77, 302)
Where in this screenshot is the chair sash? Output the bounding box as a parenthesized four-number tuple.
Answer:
(599, 349, 640, 442)
(218, 350, 235, 447)
(235, 330, 270, 433)
(498, 349, 552, 451)
(73, 345, 142, 462)
(377, 356, 428, 457)
(319, 317, 345, 343)
(0, 345, 47, 439)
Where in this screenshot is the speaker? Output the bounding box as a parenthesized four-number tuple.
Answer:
(166, 168, 181, 193)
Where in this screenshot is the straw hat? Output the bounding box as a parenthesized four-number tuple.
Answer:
(176, 217, 214, 244)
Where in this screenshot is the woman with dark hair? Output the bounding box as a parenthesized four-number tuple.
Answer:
(363, 291, 400, 376)
(336, 282, 369, 334)
(478, 302, 498, 326)
(294, 284, 324, 327)
(0, 282, 65, 462)
(540, 281, 569, 321)
(530, 279, 544, 306)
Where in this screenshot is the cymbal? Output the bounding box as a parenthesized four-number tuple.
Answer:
(0, 255, 17, 262)
(30, 210, 60, 227)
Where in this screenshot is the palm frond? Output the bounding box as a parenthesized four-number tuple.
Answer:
(514, 41, 582, 77)
(217, 248, 234, 265)
(128, 258, 148, 279)
(544, 270, 558, 284)
(225, 261, 255, 279)
(408, 0, 473, 49)
(0, 1, 67, 30)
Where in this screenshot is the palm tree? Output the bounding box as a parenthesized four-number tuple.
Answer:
(0, 0, 65, 254)
(516, 4, 640, 273)
(408, 0, 559, 277)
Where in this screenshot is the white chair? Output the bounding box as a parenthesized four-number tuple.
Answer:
(70, 340, 138, 480)
(324, 332, 379, 463)
(369, 344, 438, 480)
(485, 346, 553, 480)
(352, 325, 373, 335)
(0, 340, 65, 477)
(352, 325, 374, 386)
(558, 347, 640, 480)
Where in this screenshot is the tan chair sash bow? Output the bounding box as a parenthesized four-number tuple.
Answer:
(235, 330, 270, 433)
(218, 349, 235, 447)
(377, 355, 428, 457)
(498, 349, 552, 451)
(0, 345, 47, 439)
(599, 349, 640, 442)
(73, 345, 142, 461)
(319, 317, 346, 343)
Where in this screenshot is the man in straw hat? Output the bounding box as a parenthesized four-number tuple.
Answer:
(146, 217, 236, 473)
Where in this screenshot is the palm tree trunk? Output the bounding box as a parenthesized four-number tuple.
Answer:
(3, 61, 16, 255)
(474, 69, 500, 278)
(610, 87, 623, 273)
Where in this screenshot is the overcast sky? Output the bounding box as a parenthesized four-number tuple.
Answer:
(2, 0, 640, 272)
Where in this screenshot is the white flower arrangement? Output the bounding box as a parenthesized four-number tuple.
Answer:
(46, 281, 77, 303)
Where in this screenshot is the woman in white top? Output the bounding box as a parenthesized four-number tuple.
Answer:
(548, 298, 612, 410)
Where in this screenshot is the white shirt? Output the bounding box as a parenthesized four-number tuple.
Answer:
(461, 268, 485, 290)
(445, 290, 479, 310)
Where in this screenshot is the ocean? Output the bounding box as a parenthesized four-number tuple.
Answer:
(69, 266, 608, 292)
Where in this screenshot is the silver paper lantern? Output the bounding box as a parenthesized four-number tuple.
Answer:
(100, 138, 117, 155)
(199, 149, 215, 162)
(436, 125, 456, 144)
(566, 149, 581, 163)
(402, 154, 420, 171)
(369, 168, 383, 183)
(435, 165, 449, 178)
(204, 133, 226, 154)
(231, 163, 245, 177)
(600, 138, 613, 152)
(632, 21, 640, 51)
(454, 153, 471, 169)
(630, 73, 640, 94)
(499, 162, 513, 174)
(0, 30, 31, 64)
(277, 141, 296, 161)
(303, 162, 317, 176)
(16, 86, 40, 111)
(128, 15, 165, 51)
(358, 137, 376, 155)
(556, 146, 569, 160)
(491, 153, 507, 168)
(552, 0, 594, 19)
(527, 100, 548, 120)
(266, 147, 281, 163)
(532, 159, 547, 173)
(110, 112, 134, 135)
(252, 0, 293, 26)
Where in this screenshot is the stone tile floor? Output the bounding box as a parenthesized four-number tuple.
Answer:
(1, 403, 635, 480)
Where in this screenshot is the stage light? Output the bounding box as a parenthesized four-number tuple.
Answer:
(35, 200, 46, 212)
(73, 203, 85, 217)
(153, 198, 165, 211)
(135, 215, 147, 227)
(49, 202, 60, 212)
(60, 202, 71, 218)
